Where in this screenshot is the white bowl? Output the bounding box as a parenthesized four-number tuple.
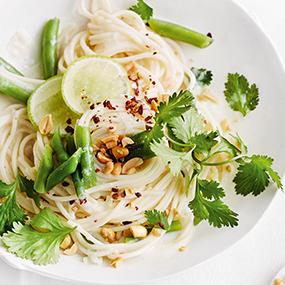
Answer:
(0, 0, 285, 284)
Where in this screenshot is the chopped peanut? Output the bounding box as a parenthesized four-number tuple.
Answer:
(110, 257, 124, 268)
(274, 279, 285, 285)
(151, 228, 161, 237)
(100, 134, 119, 144)
(112, 146, 129, 159)
(102, 161, 114, 174)
(92, 144, 100, 152)
(39, 114, 53, 135)
(130, 225, 147, 238)
(179, 246, 187, 252)
(122, 157, 143, 174)
(63, 242, 78, 256)
(220, 118, 232, 133)
(151, 100, 158, 112)
(60, 235, 72, 250)
(121, 137, 134, 147)
(97, 152, 113, 164)
(105, 140, 117, 149)
(197, 89, 219, 104)
(111, 162, 122, 176)
(72, 205, 79, 212)
(101, 227, 116, 243)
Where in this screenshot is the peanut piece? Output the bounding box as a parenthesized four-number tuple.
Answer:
(63, 242, 78, 256)
(97, 152, 113, 164)
(101, 228, 116, 243)
(130, 225, 147, 238)
(39, 114, 53, 135)
(112, 146, 129, 159)
(60, 235, 72, 250)
(111, 162, 122, 176)
(122, 157, 143, 174)
(102, 161, 114, 174)
(110, 257, 124, 268)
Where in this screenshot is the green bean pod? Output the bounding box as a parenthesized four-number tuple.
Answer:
(51, 126, 69, 163)
(66, 135, 86, 203)
(34, 145, 54, 193)
(0, 57, 24, 76)
(75, 125, 97, 188)
(42, 18, 60, 80)
(148, 18, 213, 48)
(0, 77, 31, 104)
(167, 219, 182, 233)
(46, 147, 82, 192)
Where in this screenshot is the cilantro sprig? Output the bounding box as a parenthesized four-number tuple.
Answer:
(130, 88, 282, 228)
(191, 67, 213, 86)
(224, 73, 259, 116)
(3, 208, 76, 265)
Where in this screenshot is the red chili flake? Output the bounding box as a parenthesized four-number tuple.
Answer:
(125, 95, 128, 99)
(90, 103, 95, 110)
(122, 221, 132, 225)
(135, 206, 139, 211)
(112, 193, 119, 200)
(82, 96, 87, 100)
(138, 104, 143, 115)
(94, 219, 97, 223)
(155, 221, 165, 230)
(95, 168, 100, 173)
(65, 126, 74, 134)
(146, 45, 150, 48)
(80, 199, 87, 205)
(85, 216, 88, 218)
(152, 81, 156, 86)
(103, 100, 116, 110)
(46, 192, 50, 195)
(153, 51, 157, 55)
(207, 32, 212, 38)
(144, 96, 158, 105)
(66, 118, 72, 124)
(145, 115, 153, 123)
(135, 192, 142, 198)
(96, 102, 101, 105)
(204, 120, 207, 124)
(40, 197, 49, 203)
(125, 203, 130, 207)
(111, 187, 118, 192)
(69, 200, 75, 205)
(62, 181, 70, 187)
(120, 190, 126, 198)
(145, 33, 149, 36)
(146, 125, 152, 131)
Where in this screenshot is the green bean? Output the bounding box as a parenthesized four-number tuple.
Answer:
(66, 135, 86, 203)
(42, 18, 60, 80)
(167, 219, 182, 233)
(75, 125, 97, 188)
(148, 18, 213, 49)
(51, 126, 69, 163)
(0, 57, 24, 76)
(0, 76, 31, 104)
(34, 145, 54, 193)
(46, 148, 82, 192)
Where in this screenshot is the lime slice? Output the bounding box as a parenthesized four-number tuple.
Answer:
(27, 75, 80, 136)
(61, 55, 133, 114)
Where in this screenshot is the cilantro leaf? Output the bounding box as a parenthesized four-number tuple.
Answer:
(191, 67, 213, 86)
(144, 209, 170, 230)
(168, 107, 205, 144)
(150, 140, 193, 176)
(18, 170, 41, 209)
(191, 131, 218, 159)
(189, 179, 239, 228)
(129, 0, 153, 21)
(224, 73, 259, 116)
(156, 90, 195, 124)
(233, 155, 283, 196)
(0, 175, 28, 236)
(3, 208, 76, 265)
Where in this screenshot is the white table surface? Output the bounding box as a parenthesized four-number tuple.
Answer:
(2, 0, 285, 284)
